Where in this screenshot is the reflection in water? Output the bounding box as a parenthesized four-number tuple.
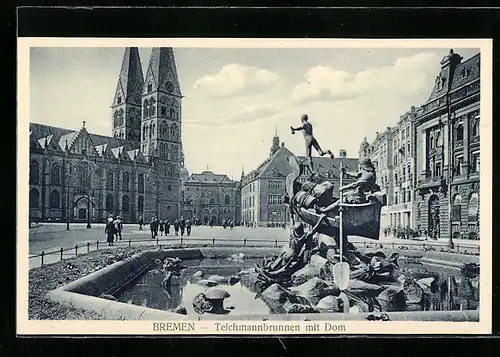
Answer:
(115, 257, 479, 315)
(116, 258, 271, 316)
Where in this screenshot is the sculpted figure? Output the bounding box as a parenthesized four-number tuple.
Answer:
(291, 114, 334, 174)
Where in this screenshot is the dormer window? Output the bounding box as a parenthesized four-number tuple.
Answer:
(117, 95, 122, 104)
(460, 68, 469, 80)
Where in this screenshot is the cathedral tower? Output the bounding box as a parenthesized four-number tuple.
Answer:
(141, 47, 183, 220)
(111, 47, 144, 141)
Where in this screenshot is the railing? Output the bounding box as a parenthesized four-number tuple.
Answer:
(29, 235, 480, 269)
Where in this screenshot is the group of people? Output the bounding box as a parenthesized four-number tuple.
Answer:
(142, 216, 193, 239)
(104, 214, 123, 246)
(221, 219, 235, 230)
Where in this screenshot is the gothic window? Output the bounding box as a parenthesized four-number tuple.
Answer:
(224, 193, 231, 205)
(143, 99, 149, 118)
(173, 164, 179, 177)
(461, 68, 469, 80)
(106, 194, 114, 211)
(468, 192, 479, 220)
(138, 196, 144, 213)
(113, 111, 119, 128)
(147, 82, 152, 93)
(117, 95, 122, 104)
(138, 173, 144, 193)
(160, 98, 167, 117)
(29, 188, 40, 208)
(49, 190, 60, 208)
(149, 98, 156, 118)
(122, 195, 129, 212)
(210, 197, 215, 205)
(151, 123, 156, 139)
(118, 109, 124, 126)
(30, 160, 39, 185)
(142, 124, 146, 140)
(452, 194, 462, 221)
(78, 164, 90, 193)
(160, 143, 168, 158)
(51, 163, 61, 185)
(106, 169, 114, 190)
(166, 163, 172, 177)
(123, 171, 129, 191)
(149, 123, 153, 139)
(171, 145, 178, 160)
(170, 123, 177, 140)
(169, 107, 174, 118)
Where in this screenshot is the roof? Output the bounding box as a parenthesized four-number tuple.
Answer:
(113, 47, 144, 106)
(186, 171, 234, 184)
(145, 48, 182, 97)
(30, 122, 141, 159)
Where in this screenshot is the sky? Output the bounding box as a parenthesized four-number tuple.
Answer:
(29, 46, 480, 179)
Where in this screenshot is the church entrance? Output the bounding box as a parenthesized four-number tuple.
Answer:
(78, 208, 87, 220)
(428, 195, 440, 239)
(73, 196, 95, 222)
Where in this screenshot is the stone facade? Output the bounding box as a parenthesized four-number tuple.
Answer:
(29, 47, 185, 223)
(182, 171, 241, 225)
(414, 50, 480, 240)
(241, 133, 357, 227)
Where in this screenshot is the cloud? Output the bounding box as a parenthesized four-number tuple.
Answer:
(291, 52, 440, 104)
(193, 64, 282, 98)
(184, 103, 284, 128)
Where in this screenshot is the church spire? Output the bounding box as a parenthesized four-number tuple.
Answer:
(269, 127, 280, 157)
(144, 47, 182, 97)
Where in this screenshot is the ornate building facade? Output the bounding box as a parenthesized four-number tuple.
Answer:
(182, 171, 241, 225)
(414, 50, 480, 240)
(29, 47, 185, 223)
(241, 132, 357, 227)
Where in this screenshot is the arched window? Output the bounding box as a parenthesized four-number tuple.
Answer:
(143, 99, 149, 118)
(106, 169, 114, 190)
(149, 98, 156, 118)
(170, 123, 177, 139)
(138, 196, 144, 213)
(471, 116, 480, 137)
(118, 109, 124, 126)
(169, 107, 174, 118)
(122, 195, 129, 212)
(171, 145, 178, 160)
(151, 123, 155, 139)
(452, 194, 462, 221)
(142, 124, 147, 140)
(49, 190, 60, 208)
(138, 173, 144, 193)
(224, 193, 231, 205)
(173, 164, 179, 177)
(468, 192, 479, 220)
(166, 163, 172, 177)
(29, 188, 40, 208)
(77, 164, 90, 194)
(106, 194, 114, 211)
(160, 98, 167, 117)
(147, 82, 152, 93)
(51, 163, 61, 185)
(160, 143, 168, 158)
(30, 160, 39, 185)
(160, 121, 168, 137)
(123, 171, 129, 191)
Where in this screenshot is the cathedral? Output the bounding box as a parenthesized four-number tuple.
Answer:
(29, 47, 186, 224)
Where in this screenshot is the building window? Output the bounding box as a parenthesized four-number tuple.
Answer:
(452, 194, 462, 221)
(106, 169, 114, 190)
(471, 116, 480, 137)
(123, 171, 129, 191)
(149, 98, 156, 118)
(435, 162, 441, 177)
(49, 190, 60, 209)
(401, 188, 406, 203)
(143, 99, 149, 118)
(407, 190, 412, 202)
(147, 82, 152, 93)
(30, 160, 39, 185)
(267, 194, 283, 205)
(455, 156, 464, 175)
(468, 192, 479, 220)
(122, 195, 129, 213)
(138, 196, 144, 213)
(268, 180, 283, 189)
(224, 194, 231, 205)
(30, 188, 40, 208)
(394, 192, 398, 205)
(106, 194, 114, 211)
(455, 123, 464, 141)
(402, 167, 406, 182)
(50, 163, 61, 185)
(138, 173, 144, 193)
(471, 152, 480, 173)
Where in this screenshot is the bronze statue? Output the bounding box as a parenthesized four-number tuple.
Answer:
(290, 114, 334, 174)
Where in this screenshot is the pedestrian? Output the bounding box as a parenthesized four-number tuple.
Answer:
(138, 215, 144, 230)
(230, 220, 234, 230)
(209, 219, 213, 228)
(165, 220, 170, 235)
(186, 219, 192, 236)
(105, 216, 115, 246)
(174, 219, 179, 236)
(150, 217, 157, 239)
(114, 216, 123, 241)
(222, 219, 227, 229)
(159, 220, 165, 236)
(154, 217, 159, 237)
(180, 216, 186, 236)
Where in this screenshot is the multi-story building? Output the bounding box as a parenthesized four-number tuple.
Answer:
(414, 50, 480, 240)
(182, 171, 241, 225)
(241, 132, 358, 227)
(29, 47, 185, 223)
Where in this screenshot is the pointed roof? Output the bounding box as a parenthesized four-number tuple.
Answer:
(144, 48, 182, 97)
(113, 47, 144, 106)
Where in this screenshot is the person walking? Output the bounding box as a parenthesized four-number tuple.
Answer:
(174, 219, 179, 236)
(159, 219, 165, 236)
(105, 216, 115, 246)
(138, 215, 144, 230)
(179, 216, 186, 236)
(230, 220, 234, 230)
(150, 217, 157, 239)
(186, 219, 192, 236)
(165, 219, 170, 236)
(114, 216, 123, 241)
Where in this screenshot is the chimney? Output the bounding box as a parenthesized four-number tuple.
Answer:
(281, 142, 285, 147)
(339, 149, 347, 158)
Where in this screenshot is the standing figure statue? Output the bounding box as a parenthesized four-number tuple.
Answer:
(290, 114, 334, 174)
